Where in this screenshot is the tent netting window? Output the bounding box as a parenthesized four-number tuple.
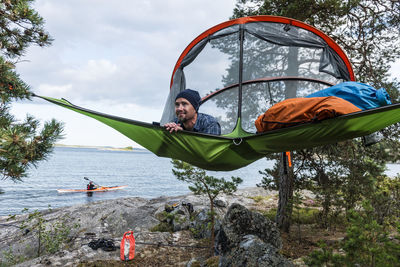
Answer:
(161, 19, 349, 136)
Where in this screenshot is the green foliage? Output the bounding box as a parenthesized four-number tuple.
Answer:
(304, 176, 400, 265)
(1, 207, 79, 265)
(342, 203, 400, 265)
(205, 255, 220, 267)
(257, 158, 281, 190)
(0, 57, 31, 103)
(150, 211, 177, 232)
(166, 211, 176, 221)
(172, 159, 242, 251)
(293, 208, 319, 225)
(0, 0, 52, 58)
(366, 175, 400, 225)
(0, 247, 26, 267)
(172, 159, 242, 200)
(248, 195, 274, 203)
(305, 201, 400, 266)
(150, 222, 173, 233)
(190, 220, 209, 239)
(152, 208, 189, 233)
(304, 241, 345, 267)
(0, 115, 63, 180)
(262, 206, 319, 225)
(259, 140, 394, 228)
(262, 208, 276, 221)
(0, 0, 63, 182)
(232, 0, 357, 26)
(17, 207, 79, 257)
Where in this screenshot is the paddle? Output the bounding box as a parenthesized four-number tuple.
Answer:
(84, 177, 101, 188)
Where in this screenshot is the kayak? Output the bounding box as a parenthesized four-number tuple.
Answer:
(57, 185, 128, 193)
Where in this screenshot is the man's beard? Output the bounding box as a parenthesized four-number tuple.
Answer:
(177, 112, 188, 123)
(177, 116, 187, 123)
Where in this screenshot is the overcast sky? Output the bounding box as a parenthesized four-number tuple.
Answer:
(11, 0, 400, 148)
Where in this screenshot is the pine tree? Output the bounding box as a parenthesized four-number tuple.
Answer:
(172, 159, 242, 253)
(232, 0, 400, 231)
(0, 0, 63, 183)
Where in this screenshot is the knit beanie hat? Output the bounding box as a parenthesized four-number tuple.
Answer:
(175, 89, 201, 111)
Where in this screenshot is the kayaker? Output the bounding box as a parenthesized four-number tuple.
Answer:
(87, 181, 98, 190)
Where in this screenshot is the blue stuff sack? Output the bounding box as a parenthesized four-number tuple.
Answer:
(306, 81, 391, 110)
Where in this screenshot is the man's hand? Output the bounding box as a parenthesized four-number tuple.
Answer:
(164, 122, 183, 133)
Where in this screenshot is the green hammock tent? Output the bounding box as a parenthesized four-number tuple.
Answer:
(36, 16, 400, 171)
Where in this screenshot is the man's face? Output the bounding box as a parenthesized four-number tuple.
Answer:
(175, 98, 196, 122)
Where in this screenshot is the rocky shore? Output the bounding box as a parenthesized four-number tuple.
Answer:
(0, 187, 297, 266)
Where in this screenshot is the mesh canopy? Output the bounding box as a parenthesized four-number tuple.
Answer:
(244, 22, 349, 80)
(35, 16, 400, 171)
(161, 16, 353, 136)
(160, 25, 240, 124)
(199, 80, 333, 135)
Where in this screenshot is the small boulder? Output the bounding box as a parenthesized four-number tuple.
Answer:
(213, 198, 227, 208)
(154, 201, 192, 232)
(189, 208, 219, 239)
(216, 203, 293, 267)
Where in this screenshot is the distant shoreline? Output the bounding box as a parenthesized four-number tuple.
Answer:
(53, 143, 148, 152)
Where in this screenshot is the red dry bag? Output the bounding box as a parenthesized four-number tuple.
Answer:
(120, 230, 135, 261)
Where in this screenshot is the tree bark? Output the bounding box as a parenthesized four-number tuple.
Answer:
(276, 152, 294, 233)
(276, 46, 297, 232)
(210, 199, 215, 256)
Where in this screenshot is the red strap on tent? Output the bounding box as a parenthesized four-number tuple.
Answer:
(120, 230, 135, 261)
(286, 151, 292, 168)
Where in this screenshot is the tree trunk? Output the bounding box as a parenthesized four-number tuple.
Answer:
(276, 47, 298, 233)
(210, 200, 215, 255)
(276, 152, 294, 233)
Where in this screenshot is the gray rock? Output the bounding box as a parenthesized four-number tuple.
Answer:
(154, 200, 193, 232)
(170, 203, 192, 232)
(217, 203, 294, 267)
(172, 213, 190, 232)
(0, 187, 278, 266)
(189, 208, 211, 239)
(221, 203, 281, 249)
(0, 196, 165, 264)
(214, 199, 227, 208)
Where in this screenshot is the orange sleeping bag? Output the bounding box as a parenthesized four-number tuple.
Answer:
(255, 96, 361, 132)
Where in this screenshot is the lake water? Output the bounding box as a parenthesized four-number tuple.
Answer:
(1, 147, 399, 216)
(0, 147, 273, 216)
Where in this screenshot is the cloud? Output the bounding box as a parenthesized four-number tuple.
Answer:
(64, 60, 118, 82)
(13, 0, 236, 147)
(19, 1, 235, 105)
(37, 83, 73, 96)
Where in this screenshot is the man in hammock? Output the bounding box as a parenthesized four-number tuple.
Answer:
(164, 89, 221, 135)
